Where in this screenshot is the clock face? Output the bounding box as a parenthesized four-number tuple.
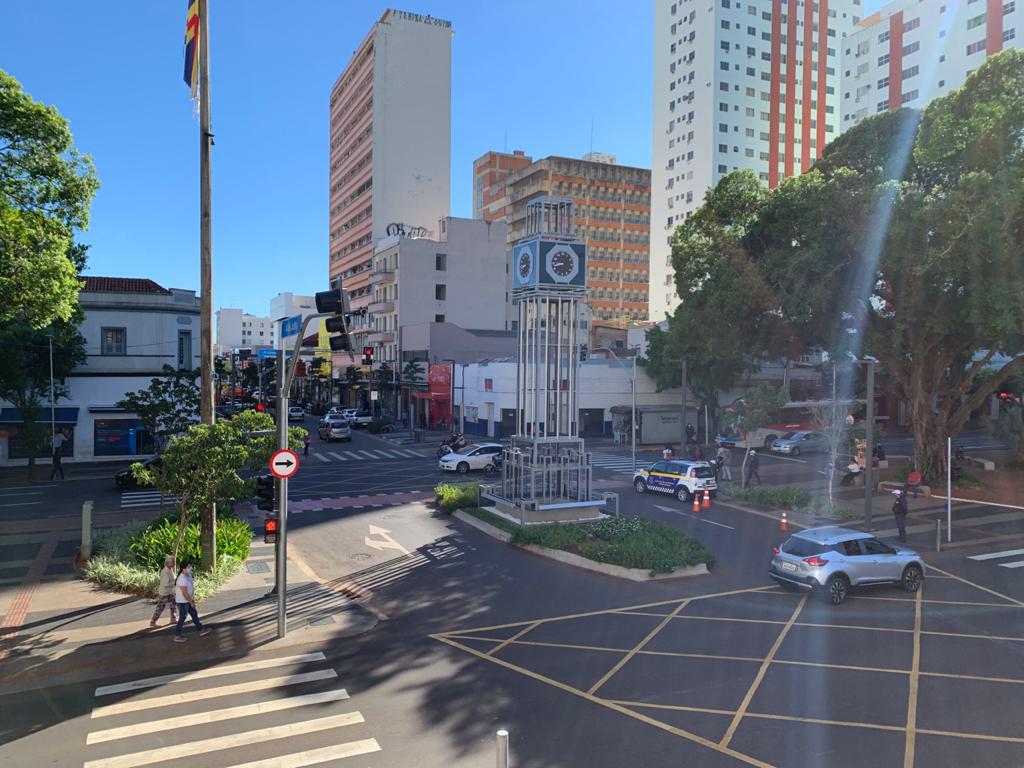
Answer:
(519, 251, 532, 279)
(550, 249, 575, 277)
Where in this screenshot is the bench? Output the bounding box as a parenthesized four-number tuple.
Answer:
(877, 480, 931, 497)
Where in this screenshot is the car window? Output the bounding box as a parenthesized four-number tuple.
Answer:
(862, 538, 895, 555)
(484, 446, 501, 454)
(649, 462, 670, 473)
(840, 540, 863, 556)
(691, 466, 715, 479)
(780, 537, 828, 557)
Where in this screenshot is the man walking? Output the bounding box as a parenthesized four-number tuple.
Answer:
(50, 429, 66, 480)
(892, 489, 909, 542)
(745, 448, 761, 486)
(716, 445, 731, 481)
(174, 562, 211, 642)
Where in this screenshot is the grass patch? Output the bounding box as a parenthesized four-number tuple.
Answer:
(719, 483, 811, 510)
(461, 509, 714, 576)
(434, 482, 480, 513)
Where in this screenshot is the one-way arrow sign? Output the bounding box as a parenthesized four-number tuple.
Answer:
(269, 449, 300, 479)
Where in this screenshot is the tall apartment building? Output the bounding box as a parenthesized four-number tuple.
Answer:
(650, 0, 862, 320)
(477, 152, 652, 323)
(841, 0, 1021, 129)
(328, 9, 452, 349)
(215, 308, 275, 355)
(473, 150, 534, 221)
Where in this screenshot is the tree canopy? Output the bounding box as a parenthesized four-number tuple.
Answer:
(0, 70, 99, 328)
(115, 365, 200, 448)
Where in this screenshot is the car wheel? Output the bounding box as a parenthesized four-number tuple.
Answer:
(824, 575, 849, 605)
(457, 462, 469, 474)
(675, 485, 691, 503)
(634, 479, 647, 494)
(792, 446, 801, 456)
(901, 564, 923, 593)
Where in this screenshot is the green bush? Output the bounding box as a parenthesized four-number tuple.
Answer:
(434, 482, 479, 513)
(128, 512, 252, 570)
(720, 483, 810, 510)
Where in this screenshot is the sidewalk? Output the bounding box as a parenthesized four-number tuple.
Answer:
(0, 540, 378, 695)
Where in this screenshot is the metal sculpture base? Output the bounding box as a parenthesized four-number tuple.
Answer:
(483, 436, 604, 525)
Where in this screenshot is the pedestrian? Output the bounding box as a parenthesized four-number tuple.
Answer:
(50, 429, 66, 480)
(685, 423, 696, 445)
(745, 449, 761, 485)
(174, 562, 211, 642)
(892, 489, 909, 542)
(662, 445, 674, 461)
(303, 431, 310, 456)
(717, 445, 732, 481)
(840, 461, 862, 486)
(151, 555, 178, 628)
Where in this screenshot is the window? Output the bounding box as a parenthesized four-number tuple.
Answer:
(878, 53, 889, 66)
(901, 89, 919, 103)
(902, 41, 920, 55)
(435, 253, 447, 271)
(435, 284, 446, 300)
(862, 538, 895, 555)
(877, 76, 889, 89)
(966, 13, 987, 29)
(878, 30, 890, 43)
(719, 123, 728, 133)
(903, 17, 920, 32)
(435, 314, 445, 323)
(902, 65, 919, 79)
(877, 99, 889, 112)
(966, 39, 986, 55)
(177, 330, 192, 370)
(1006, 1, 1016, 13)
(101, 327, 126, 356)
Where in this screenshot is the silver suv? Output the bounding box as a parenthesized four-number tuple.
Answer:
(769, 526, 925, 605)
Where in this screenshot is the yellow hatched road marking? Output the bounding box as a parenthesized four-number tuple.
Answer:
(486, 621, 540, 657)
(927, 563, 1024, 608)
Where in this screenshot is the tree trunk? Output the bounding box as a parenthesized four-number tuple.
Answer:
(201, 504, 216, 572)
(740, 448, 749, 490)
(907, 395, 948, 482)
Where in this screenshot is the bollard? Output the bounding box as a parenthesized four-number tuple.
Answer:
(496, 729, 509, 768)
(81, 500, 94, 560)
(935, 518, 941, 553)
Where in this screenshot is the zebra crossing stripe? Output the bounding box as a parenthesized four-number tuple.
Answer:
(968, 548, 1024, 561)
(313, 453, 329, 463)
(220, 739, 382, 768)
(998, 560, 1024, 569)
(356, 451, 379, 459)
(343, 451, 362, 460)
(328, 452, 348, 461)
(82, 711, 365, 768)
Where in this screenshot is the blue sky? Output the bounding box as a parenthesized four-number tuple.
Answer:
(5, 1, 884, 316)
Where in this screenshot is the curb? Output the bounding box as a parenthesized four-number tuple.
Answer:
(452, 509, 709, 582)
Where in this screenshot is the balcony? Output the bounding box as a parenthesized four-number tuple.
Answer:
(368, 300, 395, 314)
(368, 269, 395, 286)
(366, 330, 395, 344)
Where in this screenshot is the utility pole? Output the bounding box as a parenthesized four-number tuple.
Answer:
(864, 361, 875, 528)
(197, 0, 217, 571)
(680, 358, 688, 449)
(48, 334, 55, 443)
(275, 348, 288, 638)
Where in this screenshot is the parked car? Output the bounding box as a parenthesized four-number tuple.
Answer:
(438, 443, 503, 473)
(632, 460, 717, 502)
(347, 411, 374, 428)
(318, 415, 352, 442)
(769, 526, 925, 605)
(287, 406, 305, 422)
(771, 430, 827, 456)
(115, 455, 162, 489)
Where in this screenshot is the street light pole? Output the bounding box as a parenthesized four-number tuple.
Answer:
(48, 334, 55, 442)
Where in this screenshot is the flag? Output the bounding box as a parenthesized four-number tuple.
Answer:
(183, 0, 199, 100)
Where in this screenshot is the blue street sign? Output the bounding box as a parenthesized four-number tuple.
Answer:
(281, 315, 302, 338)
(258, 349, 276, 360)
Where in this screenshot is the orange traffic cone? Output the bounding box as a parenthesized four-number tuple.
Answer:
(702, 489, 711, 509)
(692, 492, 700, 513)
(779, 511, 789, 532)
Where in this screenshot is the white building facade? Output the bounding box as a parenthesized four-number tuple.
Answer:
(269, 292, 316, 351)
(0, 277, 201, 465)
(651, 0, 862, 320)
(215, 307, 274, 355)
(841, 0, 1021, 129)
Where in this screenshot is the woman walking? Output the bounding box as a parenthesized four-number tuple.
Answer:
(150, 556, 178, 628)
(174, 562, 211, 642)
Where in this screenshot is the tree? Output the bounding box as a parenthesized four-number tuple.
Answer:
(0, 319, 85, 476)
(115, 365, 200, 450)
(1, 70, 99, 328)
(402, 360, 425, 387)
(374, 363, 394, 416)
(808, 395, 853, 510)
(722, 384, 787, 488)
(132, 410, 305, 567)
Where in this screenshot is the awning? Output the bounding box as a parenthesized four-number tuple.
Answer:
(412, 391, 449, 400)
(0, 406, 80, 424)
(88, 406, 131, 414)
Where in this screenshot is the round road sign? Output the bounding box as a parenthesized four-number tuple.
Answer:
(269, 449, 300, 479)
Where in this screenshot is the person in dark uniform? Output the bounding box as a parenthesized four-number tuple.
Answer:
(892, 489, 909, 542)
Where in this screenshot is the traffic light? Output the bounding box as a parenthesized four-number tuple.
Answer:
(362, 346, 374, 366)
(316, 287, 352, 352)
(256, 403, 265, 412)
(579, 344, 588, 362)
(264, 515, 279, 544)
(255, 474, 275, 512)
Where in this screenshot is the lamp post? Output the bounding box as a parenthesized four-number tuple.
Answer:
(847, 354, 878, 528)
(595, 346, 637, 474)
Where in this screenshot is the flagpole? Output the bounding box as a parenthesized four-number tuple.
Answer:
(198, 0, 217, 570)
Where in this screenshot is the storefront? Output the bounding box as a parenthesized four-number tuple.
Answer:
(91, 414, 153, 457)
(0, 407, 79, 460)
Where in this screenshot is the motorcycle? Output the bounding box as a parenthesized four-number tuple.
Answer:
(436, 432, 468, 458)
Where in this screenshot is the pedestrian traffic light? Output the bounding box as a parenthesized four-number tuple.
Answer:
(316, 287, 353, 353)
(579, 344, 588, 362)
(362, 346, 374, 366)
(256, 403, 265, 411)
(255, 474, 275, 512)
(264, 515, 279, 544)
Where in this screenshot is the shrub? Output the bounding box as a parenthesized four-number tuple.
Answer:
(128, 512, 252, 571)
(720, 483, 810, 510)
(434, 482, 479, 513)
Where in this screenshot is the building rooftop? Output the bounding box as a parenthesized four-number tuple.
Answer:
(80, 277, 171, 295)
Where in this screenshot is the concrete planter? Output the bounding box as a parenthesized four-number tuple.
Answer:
(452, 509, 709, 582)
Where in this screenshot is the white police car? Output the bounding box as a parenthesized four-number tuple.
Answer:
(632, 460, 718, 503)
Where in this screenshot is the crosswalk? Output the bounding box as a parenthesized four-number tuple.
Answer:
(308, 447, 429, 462)
(967, 547, 1024, 569)
(589, 453, 650, 474)
(82, 651, 381, 768)
(119, 490, 179, 510)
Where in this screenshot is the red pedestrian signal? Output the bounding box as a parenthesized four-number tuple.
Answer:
(264, 515, 279, 544)
(256, 403, 265, 411)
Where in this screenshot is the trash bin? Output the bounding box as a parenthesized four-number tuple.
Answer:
(414, 429, 424, 443)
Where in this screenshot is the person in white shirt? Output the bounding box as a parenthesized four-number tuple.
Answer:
(150, 556, 178, 628)
(174, 562, 211, 642)
(662, 445, 674, 461)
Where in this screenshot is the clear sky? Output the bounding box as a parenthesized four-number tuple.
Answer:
(5, 1, 885, 317)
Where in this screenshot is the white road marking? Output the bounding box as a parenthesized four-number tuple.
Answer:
(313, 452, 329, 462)
(999, 561, 1024, 569)
(396, 449, 423, 458)
(328, 452, 348, 461)
(654, 504, 736, 530)
(0, 501, 41, 507)
(86, 688, 351, 744)
(0, 484, 56, 491)
(93, 652, 326, 696)
(343, 451, 362, 460)
(0, 490, 44, 497)
(968, 548, 1024, 561)
(763, 453, 808, 464)
(220, 739, 382, 768)
(91, 670, 338, 717)
(373, 450, 399, 458)
(357, 451, 380, 459)
(82, 711, 365, 768)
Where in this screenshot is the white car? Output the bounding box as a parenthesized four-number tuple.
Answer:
(439, 443, 503, 474)
(318, 414, 352, 441)
(287, 406, 305, 422)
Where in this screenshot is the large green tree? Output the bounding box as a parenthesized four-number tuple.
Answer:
(0, 70, 98, 328)
(115, 365, 200, 450)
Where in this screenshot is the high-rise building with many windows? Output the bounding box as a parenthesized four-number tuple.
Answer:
(650, 0, 862, 320)
(328, 9, 452, 350)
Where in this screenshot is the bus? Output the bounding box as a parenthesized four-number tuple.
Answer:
(715, 399, 864, 450)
